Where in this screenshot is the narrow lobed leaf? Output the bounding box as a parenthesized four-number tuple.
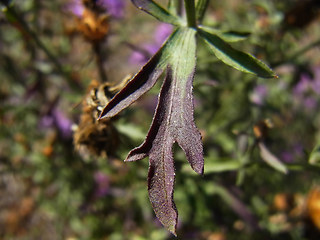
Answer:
(199, 25, 251, 42)
(198, 29, 276, 78)
(99, 49, 165, 119)
(131, 0, 182, 25)
(125, 27, 203, 234)
(98, 29, 183, 119)
(258, 142, 288, 174)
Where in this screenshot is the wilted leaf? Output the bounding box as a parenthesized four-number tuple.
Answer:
(258, 142, 288, 174)
(198, 29, 276, 78)
(131, 0, 182, 25)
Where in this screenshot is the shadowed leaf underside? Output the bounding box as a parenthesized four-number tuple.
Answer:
(99, 27, 203, 235)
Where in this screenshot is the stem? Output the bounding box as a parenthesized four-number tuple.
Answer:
(93, 42, 108, 83)
(168, 0, 183, 16)
(195, 0, 209, 24)
(184, 0, 196, 28)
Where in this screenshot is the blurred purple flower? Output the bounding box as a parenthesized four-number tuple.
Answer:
(293, 74, 311, 95)
(94, 171, 110, 197)
(293, 69, 320, 110)
(65, 0, 84, 17)
(65, 0, 125, 18)
(39, 108, 73, 139)
(280, 144, 303, 163)
(99, 0, 125, 19)
(129, 44, 158, 64)
(129, 23, 173, 65)
(154, 23, 173, 45)
(303, 96, 317, 110)
(250, 84, 268, 105)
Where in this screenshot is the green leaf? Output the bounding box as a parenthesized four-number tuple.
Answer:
(198, 29, 276, 78)
(309, 143, 320, 166)
(204, 158, 243, 173)
(258, 142, 288, 174)
(131, 0, 182, 25)
(199, 26, 250, 42)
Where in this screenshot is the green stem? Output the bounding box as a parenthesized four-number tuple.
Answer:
(195, 0, 209, 24)
(184, 0, 196, 28)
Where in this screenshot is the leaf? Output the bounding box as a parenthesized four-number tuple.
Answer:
(124, 28, 203, 235)
(309, 144, 320, 166)
(98, 30, 175, 119)
(198, 29, 276, 78)
(199, 26, 250, 42)
(258, 142, 288, 174)
(204, 158, 243, 173)
(131, 0, 182, 25)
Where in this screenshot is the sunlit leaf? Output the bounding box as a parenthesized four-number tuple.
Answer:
(198, 29, 276, 78)
(258, 142, 288, 174)
(131, 0, 182, 25)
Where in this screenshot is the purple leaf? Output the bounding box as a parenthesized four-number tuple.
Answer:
(99, 47, 166, 119)
(99, 27, 203, 235)
(125, 65, 203, 234)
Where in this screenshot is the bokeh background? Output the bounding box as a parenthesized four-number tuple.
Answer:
(1, 0, 320, 239)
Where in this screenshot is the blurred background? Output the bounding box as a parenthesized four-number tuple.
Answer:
(1, 0, 320, 239)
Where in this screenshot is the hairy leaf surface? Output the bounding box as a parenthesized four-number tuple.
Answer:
(100, 27, 203, 235)
(126, 28, 203, 235)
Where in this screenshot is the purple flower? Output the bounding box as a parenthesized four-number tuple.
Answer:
(52, 109, 73, 138)
(129, 23, 173, 65)
(280, 144, 303, 163)
(292, 69, 320, 111)
(99, 0, 126, 19)
(312, 67, 320, 94)
(94, 171, 110, 197)
(250, 84, 268, 105)
(39, 108, 73, 139)
(65, 0, 126, 18)
(129, 43, 158, 64)
(154, 23, 173, 45)
(293, 73, 312, 95)
(65, 0, 84, 17)
(303, 96, 317, 110)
